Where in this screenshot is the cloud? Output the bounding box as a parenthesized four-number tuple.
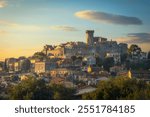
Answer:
(0, 0, 7, 8)
(0, 30, 9, 37)
(127, 33, 150, 43)
(115, 33, 150, 44)
(0, 20, 18, 26)
(0, 20, 43, 32)
(0, 30, 8, 35)
(75, 10, 142, 25)
(13, 24, 42, 31)
(115, 37, 135, 43)
(1, 20, 77, 32)
(50, 25, 79, 31)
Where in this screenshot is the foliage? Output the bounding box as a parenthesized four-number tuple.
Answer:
(82, 78, 150, 100)
(8, 78, 76, 100)
(125, 60, 150, 70)
(0, 62, 3, 68)
(6, 76, 150, 100)
(32, 52, 48, 61)
(50, 84, 76, 100)
(8, 78, 52, 100)
(128, 44, 142, 55)
(20, 59, 31, 72)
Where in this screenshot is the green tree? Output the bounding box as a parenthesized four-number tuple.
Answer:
(0, 62, 3, 68)
(8, 78, 76, 100)
(32, 52, 48, 61)
(128, 44, 141, 54)
(51, 84, 76, 100)
(125, 59, 150, 70)
(82, 78, 150, 100)
(9, 78, 52, 100)
(128, 44, 142, 59)
(20, 59, 31, 72)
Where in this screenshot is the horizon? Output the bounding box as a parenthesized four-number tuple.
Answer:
(0, 0, 150, 60)
(0, 37, 147, 61)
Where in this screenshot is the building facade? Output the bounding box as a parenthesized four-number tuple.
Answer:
(34, 61, 56, 73)
(86, 30, 94, 45)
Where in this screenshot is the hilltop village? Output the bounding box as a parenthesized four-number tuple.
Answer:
(0, 30, 150, 98)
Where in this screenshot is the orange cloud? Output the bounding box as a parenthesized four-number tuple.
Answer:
(0, 0, 7, 8)
(0, 20, 44, 32)
(12, 24, 43, 31)
(115, 33, 150, 44)
(115, 36, 150, 52)
(0, 20, 18, 26)
(0, 30, 8, 35)
(115, 37, 136, 43)
(50, 25, 78, 31)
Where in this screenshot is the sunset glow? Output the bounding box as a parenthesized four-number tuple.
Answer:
(0, 0, 150, 60)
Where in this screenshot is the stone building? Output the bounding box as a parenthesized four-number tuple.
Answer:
(34, 61, 56, 74)
(106, 52, 121, 64)
(19, 59, 31, 72)
(5, 58, 17, 72)
(119, 43, 128, 55)
(86, 30, 94, 45)
(42, 30, 128, 61)
(50, 68, 77, 78)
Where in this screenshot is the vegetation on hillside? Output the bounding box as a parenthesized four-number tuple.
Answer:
(6, 77, 150, 100)
(82, 77, 150, 100)
(8, 78, 75, 100)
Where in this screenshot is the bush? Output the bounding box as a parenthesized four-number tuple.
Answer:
(82, 78, 150, 100)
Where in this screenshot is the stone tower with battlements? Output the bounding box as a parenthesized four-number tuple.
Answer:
(86, 30, 94, 46)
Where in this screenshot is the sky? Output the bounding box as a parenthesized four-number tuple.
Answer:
(0, 0, 150, 60)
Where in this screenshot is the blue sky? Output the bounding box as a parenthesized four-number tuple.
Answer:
(0, 0, 150, 60)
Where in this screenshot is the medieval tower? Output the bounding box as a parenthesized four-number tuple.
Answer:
(86, 30, 94, 46)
